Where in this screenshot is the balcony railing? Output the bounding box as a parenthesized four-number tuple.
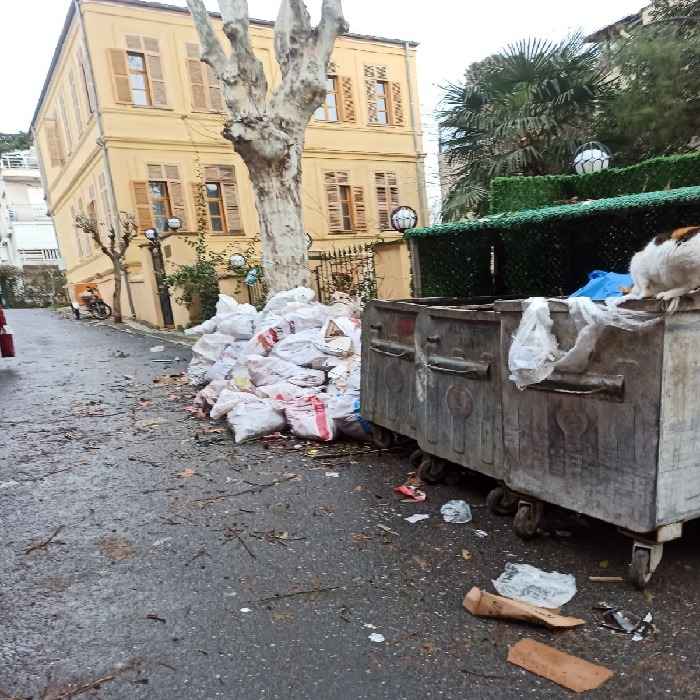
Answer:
(8, 204, 50, 222)
(1, 153, 38, 169)
(18, 248, 62, 265)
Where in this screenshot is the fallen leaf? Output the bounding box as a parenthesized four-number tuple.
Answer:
(137, 399, 152, 408)
(98, 535, 135, 561)
(146, 613, 166, 623)
(412, 555, 430, 571)
(599, 560, 609, 569)
(177, 468, 195, 479)
(202, 426, 225, 434)
(461, 549, 472, 561)
(271, 612, 295, 623)
(153, 374, 186, 386)
(352, 533, 371, 542)
(377, 524, 399, 536)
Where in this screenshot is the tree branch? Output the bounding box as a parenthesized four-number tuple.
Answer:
(275, 0, 313, 71)
(317, 0, 348, 55)
(185, 0, 228, 74)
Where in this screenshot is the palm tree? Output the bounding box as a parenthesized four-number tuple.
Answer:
(439, 34, 612, 218)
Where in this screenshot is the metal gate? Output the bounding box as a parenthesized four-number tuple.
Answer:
(311, 244, 377, 304)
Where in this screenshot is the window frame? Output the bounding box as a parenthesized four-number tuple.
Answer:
(80, 61, 95, 115)
(374, 80, 391, 125)
(127, 51, 152, 107)
(148, 180, 172, 232)
(314, 76, 340, 122)
(204, 181, 227, 233)
(338, 184, 355, 232)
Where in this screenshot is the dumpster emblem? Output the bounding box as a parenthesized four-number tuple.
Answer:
(446, 385, 474, 418)
(385, 364, 404, 393)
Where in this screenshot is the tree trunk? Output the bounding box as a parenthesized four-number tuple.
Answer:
(112, 259, 123, 323)
(248, 158, 309, 293)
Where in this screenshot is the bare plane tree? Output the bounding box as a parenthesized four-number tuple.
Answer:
(74, 213, 137, 323)
(186, 0, 348, 293)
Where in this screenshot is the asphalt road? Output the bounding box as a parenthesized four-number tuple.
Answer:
(2, 308, 700, 699)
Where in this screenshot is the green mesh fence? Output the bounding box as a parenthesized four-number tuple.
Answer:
(407, 186, 700, 298)
(490, 152, 700, 214)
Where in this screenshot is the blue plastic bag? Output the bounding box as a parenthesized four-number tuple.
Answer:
(569, 270, 632, 300)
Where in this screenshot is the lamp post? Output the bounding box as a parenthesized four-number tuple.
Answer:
(144, 217, 180, 328)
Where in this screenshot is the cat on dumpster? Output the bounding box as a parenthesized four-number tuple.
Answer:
(626, 226, 700, 310)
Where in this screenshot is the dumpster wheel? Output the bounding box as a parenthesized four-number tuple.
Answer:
(513, 501, 543, 540)
(486, 486, 518, 516)
(629, 542, 663, 590)
(371, 425, 395, 449)
(417, 456, 446, 484)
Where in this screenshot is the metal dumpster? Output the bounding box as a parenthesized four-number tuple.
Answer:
(414, 304, 513, 509)
(361, 298, 456, 446)
(497, 295, 700, 587)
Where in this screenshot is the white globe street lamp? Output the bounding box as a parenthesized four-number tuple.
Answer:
(229, 253, 247, 270)
(574, 141, 612, 175)
(390, 206, 418, 233)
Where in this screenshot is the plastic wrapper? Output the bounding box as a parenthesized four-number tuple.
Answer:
(192, 331, 239, 364)
(206, 341, 249, 381)
(255, 382, 319, 401)
(492, 562, 577, 609)
(271, 328, 328, 367)
(210, 388, 258, 421)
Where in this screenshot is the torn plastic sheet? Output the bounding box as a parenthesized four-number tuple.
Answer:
(440, 500, 472, 524)
(598, 604, 654, 641)
(508, 296, 660, 389)
(492, 562, 576, 609)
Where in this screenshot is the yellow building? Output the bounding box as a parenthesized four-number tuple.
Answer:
(31, 0, 426, 327)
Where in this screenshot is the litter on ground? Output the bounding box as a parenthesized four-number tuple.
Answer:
(440, 499, 472, 523)
(492, 562, 576, 609)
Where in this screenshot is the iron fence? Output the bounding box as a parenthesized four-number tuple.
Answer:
(311, 243, 377, 304)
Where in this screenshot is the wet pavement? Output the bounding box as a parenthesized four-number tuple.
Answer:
(2, 308, 700, 699)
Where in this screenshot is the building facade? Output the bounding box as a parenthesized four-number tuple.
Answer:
(0, 148, 63, 272)
(32, 0, 427, 327)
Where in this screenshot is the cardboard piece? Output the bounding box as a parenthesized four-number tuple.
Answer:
(463, 587, 585, 630)
(507, 639, 614, 693)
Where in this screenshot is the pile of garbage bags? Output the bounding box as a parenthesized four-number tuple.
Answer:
(185, 287, 371, 444)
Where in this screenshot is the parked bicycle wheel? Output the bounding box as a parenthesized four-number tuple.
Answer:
(92, 301, 112, 320)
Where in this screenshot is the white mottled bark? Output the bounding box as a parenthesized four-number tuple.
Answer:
(186, 0, 348, 293)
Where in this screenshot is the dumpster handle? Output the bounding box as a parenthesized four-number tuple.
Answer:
(426, 361, 490, 379)
(371, 346, 411, 360)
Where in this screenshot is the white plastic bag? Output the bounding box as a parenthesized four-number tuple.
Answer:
(315, 317, 361, 356)
(217, 305, 259, 340)
(247, 356, 326, 388)
(185, 318, 217, 336)
(192, 332, 239, 364)
(210, 387, 258, 421)
(227, 397, 287, 443)
(195, 379, 230, 408)
(263, 287, 316, 315)
(492, 562, 577, 609)
(184, 294, 239, 336)
(186, 357, 211, 386)
(284, 394, 337, 441)
(206, 341, 248, 381)
(508, 297, 660, 389)
(271, 328, 327, 367)
(255, 382, 319, 401)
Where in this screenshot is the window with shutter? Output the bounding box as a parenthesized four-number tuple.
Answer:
(71, 204, 81, 258)
(197, 165, 242, 233)
(186, 43, 224, 113)
(109, 36, 169, 108)
(98, 171, 113, 236)
(44, 115, 65, 168)
(58, 93, 73, 154)
(78, 47, 96, 115)
(325, 171, 359, 233)
(365, 64, 398, 126)
(68, 70, 84, 137)
(314, 77, 339, 122)
(375, 172, 400, 230)
(145, 164, 187, 230)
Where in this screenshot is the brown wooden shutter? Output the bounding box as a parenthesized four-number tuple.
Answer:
(164, 164, 187, 229)
(364, 65, 378, 123)
(186, 42, 208, 112)
(219, 165, 242, 233)
(45, 116, 64, 167)
(352, 186, 367, 232)
(132, 180, 155, 232)
(324, 172, 343, 232)
(78, 46, 96, 114)
(98, 171, 113, 236)
(145, 42, 169, 107)
(108, 49, 132, 104)
(390, 82, 405, 126)
(59, 94, 74, 154)
(339, 77, 356, 123)
(68, 70, 84, 136)
(375, 173, 389, 230)
(71, 204, 81, 257)
(206, 64, 224, 112)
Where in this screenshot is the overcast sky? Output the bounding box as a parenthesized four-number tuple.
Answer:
(0, 0, 644, 212)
